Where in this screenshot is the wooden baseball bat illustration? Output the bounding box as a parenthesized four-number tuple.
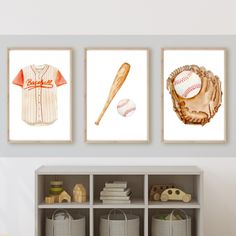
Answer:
(95, 62, 131, 125)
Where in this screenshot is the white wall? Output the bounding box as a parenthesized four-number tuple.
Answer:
(0, 0, 236, 35)
(0, 1, 236, 236)
(0, 158, 236, 236)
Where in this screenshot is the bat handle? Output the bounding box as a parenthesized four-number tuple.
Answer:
(95, 100, 110, 125)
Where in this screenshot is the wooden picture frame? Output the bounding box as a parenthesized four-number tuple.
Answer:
(8, 48, 72, 143)
(85, 48, 150, 143)
(162, 48, 227, 143)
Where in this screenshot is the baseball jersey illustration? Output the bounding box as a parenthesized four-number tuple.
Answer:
(13, 64, 67, 125)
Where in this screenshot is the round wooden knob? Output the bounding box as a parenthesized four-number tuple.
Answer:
(153, 193, 160, 201)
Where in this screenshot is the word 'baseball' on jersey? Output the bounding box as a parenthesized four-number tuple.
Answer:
(13, 64, 67, 126)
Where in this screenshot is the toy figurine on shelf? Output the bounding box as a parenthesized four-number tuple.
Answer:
(45, 196, 55, 204)
(59, 190, 71, 203)
(160, 188, 192, 203)
(73, 184, 87, 203)
(149, 184, 175, 201)
(45, 180, 64, 204)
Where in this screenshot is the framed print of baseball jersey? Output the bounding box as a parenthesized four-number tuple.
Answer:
(8, 48, 72, 143)
(162, 48, 227, 143)
(85, 48, 149, 143)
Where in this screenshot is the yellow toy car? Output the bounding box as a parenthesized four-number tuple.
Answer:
(160, 188, 192, 203)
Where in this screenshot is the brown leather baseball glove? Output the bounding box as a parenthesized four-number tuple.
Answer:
(167, 65, 222, 125)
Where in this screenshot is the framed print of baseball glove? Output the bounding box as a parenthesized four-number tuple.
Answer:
(8, 48, 72, 143)
(162, 48, 226, 143)
(85, 48, 149, 143)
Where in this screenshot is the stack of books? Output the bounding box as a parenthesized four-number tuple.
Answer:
(100, 181, 132, 204)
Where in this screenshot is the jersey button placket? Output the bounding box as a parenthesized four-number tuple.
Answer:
(36, 73, 42, 124)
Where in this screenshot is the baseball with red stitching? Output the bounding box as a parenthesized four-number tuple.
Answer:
(173, 70, 201, 98)
(117, 99, 136, 117)
(167, 65, 222, 125)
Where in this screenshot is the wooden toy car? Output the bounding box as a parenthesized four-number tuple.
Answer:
(150, 184, 175, 201)
(160, 188, 192, 203)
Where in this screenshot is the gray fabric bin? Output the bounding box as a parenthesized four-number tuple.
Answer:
(152, 209, 191, 236)
(100, 209, 139, 236)
(46, 209, 85, 236)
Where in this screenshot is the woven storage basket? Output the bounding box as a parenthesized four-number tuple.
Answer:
(100, 209, 140, 236)
(152, 209, 191, 236)
(46, 209, 85, 236)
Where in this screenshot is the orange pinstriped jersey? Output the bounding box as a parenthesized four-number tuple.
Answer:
(13, 64, 67, 125)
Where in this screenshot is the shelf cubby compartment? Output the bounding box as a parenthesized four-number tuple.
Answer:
(93, 174, 145, 205)
(148, 208, 199, 236)
(94, 208, 144, 236)
(38, 208, 90, 236)
(37, 174, 90, 206)
(148, 174, 201, 207)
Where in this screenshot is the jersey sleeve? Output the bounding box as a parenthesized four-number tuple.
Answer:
(12, 69, 24, 87)
(55, 70, 67, 87)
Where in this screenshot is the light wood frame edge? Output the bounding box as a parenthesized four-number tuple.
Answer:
(161, 47, 228, 144)
(84, 48, 150, 144)
(7, 47, 73, 144)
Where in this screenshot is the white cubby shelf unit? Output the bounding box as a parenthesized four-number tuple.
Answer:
(36, 166, 203, 236)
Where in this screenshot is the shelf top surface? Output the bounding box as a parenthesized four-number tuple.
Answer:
(38, 199, 200, 209)
(36, 165, 202, 175)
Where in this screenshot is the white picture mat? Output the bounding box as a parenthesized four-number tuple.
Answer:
(9, 49, 71, 142)
(86, 49, 149, 142)
(163, 49, 226, 142)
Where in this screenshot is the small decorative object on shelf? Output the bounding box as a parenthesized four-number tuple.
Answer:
(45, 196, 55, 204)
(160, 188, 192, 203)
(45, 180, 64, 204)
(73, 184, 87, 203)
(150, 184, 175, 201)
(49, 181, 63, 195)
(100, 181, 132, 204)
(59, 190, 71, 203)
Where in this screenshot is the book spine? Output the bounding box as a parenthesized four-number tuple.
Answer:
(105, 183, 127, 188)
(102, 200, 131, 204)
(100, 189, 130, 197)
(100, 196, 130, 200)
(103, 187, 126, 192)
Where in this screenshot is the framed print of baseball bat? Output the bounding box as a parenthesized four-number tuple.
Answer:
(85, 48, 149, 143)
(8, 48, 72, 143)
(162, 48, 227, 143)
